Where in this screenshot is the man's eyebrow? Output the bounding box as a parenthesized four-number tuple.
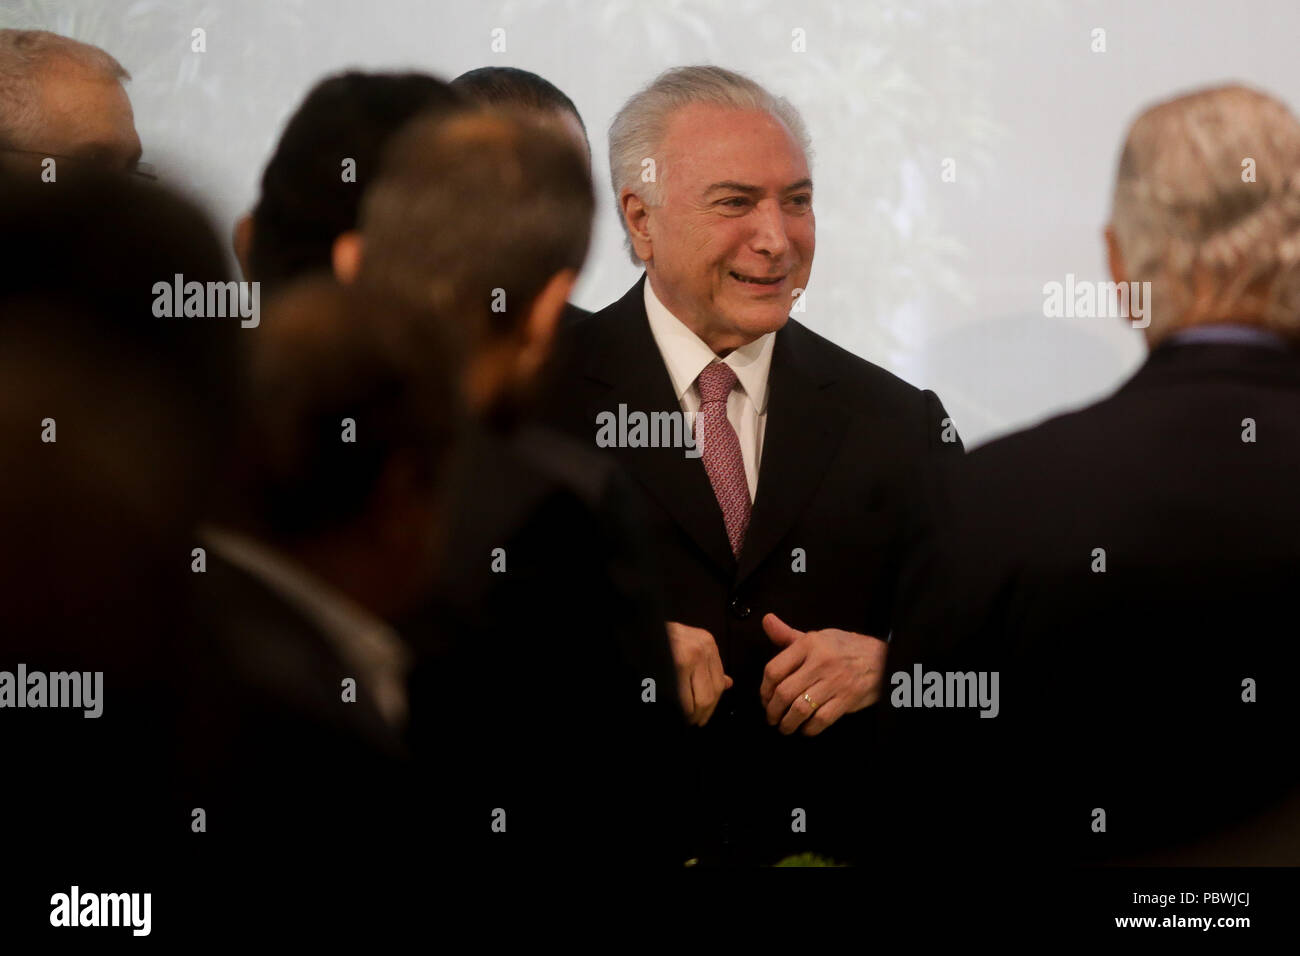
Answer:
(704, 181, 762, 195)
(703, 178, 814, 195)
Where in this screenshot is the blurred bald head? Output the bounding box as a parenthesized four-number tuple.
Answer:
(358, 108, 593, 323)
(0, 29, 140, 174)
(351, 108, 593, 417)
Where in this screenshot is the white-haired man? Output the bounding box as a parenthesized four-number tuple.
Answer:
(0, 29, 142, 175)
(888, 84, 1300, 866)
(541, 65, 962, 863)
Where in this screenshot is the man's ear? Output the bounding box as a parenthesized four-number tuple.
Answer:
(233, 214, 254, 280)
(1106, 224, 1156, 343)
(332, 231, 364, 285)
(621, 189, 654, 263)
(1105, 224, 1128, 286)
(518, 269, 578, 378)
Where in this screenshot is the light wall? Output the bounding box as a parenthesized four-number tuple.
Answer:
(7, 0, 1298, 445)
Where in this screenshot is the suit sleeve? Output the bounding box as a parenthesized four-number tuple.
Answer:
(890, 388, 966, 643)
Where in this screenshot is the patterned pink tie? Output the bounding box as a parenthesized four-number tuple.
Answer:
(695, 361, 751, 557)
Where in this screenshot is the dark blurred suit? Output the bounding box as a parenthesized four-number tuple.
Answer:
(404, 423, 684, 866)
(561, 301, 592, 328)
(181, 547, 411, 852)
(888, 335, 1300, 864)
(539, 275, 962, 862)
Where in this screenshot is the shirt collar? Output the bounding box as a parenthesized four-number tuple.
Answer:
(202, 526, 411, 726)
(643, 275, 775, 412)
(1165, 322, 1288, 350)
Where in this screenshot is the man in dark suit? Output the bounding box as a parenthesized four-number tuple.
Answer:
(887, 84, 1300, 866)
(539, 66, 963, 863)
(343, 108, 684, 866)
(0, 171, 241, 901)
(186, 278, 461, 860)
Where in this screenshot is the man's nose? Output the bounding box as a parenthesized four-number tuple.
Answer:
(748, 200, 790, 259)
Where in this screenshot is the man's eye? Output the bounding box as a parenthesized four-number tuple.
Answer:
(787, 194, 812, 207)
(720, 197, 749, 208)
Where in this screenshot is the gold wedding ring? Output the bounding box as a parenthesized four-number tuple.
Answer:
(802, 692, 820, 712)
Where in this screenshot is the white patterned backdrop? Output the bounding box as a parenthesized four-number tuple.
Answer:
(5, 0, 1300, 445)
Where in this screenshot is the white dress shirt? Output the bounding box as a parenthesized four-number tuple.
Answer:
(643, 276, 775, 502)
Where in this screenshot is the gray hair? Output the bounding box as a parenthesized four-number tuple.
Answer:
(0, 30, 130, 150)
(608, 65, 812, 266)
(1110, 84, 1300, 344)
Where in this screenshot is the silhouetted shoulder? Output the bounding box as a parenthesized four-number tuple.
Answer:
(508, 422, 620, 509)
(782, 318, 927, 397)
(560, 301, 592, 328)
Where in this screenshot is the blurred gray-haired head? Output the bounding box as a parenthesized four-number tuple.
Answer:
(0, 29, 129, 149)
(608, 65, 812, 267)
(0, 28, 140, 176)
(1110, 84, 1300, 344)
(358, 107, 593, 349)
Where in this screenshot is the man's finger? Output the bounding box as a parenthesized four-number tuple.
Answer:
(762, 612, 804, 647)
(766, 667, 813, 725)
(690, 664, 721, 726)
(699, 634, 733, 724)
(778, 680, 830, 735)
(703, 650, 729, 710)
(676, 667, 696, 722)
(800, 694, 846, 737)
(760, 639, 808, 706)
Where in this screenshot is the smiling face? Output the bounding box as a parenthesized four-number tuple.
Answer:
(624, 102, 814, 354)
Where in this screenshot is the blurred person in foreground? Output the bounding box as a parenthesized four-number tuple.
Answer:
(888, 84, 1300, 866)
(233, 69, 463, 298)
(451, 65, 594, 326)
(185, 277, 462, 861)
(0, 171, 237, 896)
(336, 108, 684, 866)
(183, 72, 469, 862)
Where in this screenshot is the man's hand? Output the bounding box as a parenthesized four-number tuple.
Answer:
(666, 621, 733, 726)
(759, 614, 888, 736)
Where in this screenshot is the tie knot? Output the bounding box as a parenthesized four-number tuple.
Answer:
(696, 361, 739, 404)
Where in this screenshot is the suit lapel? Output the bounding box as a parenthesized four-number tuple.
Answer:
(736, 320, 849, 586)
(583, 277, 736, 576)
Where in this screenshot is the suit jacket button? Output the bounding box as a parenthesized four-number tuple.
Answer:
(729, 597, 751, 619)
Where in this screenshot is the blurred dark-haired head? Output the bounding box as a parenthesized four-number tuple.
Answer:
(0, 170, 240, 661)
(232, 276, 463, 621)
(451, 66, 589, 159)
(238, 70, 465, 296)
(350, 108, 594, 424)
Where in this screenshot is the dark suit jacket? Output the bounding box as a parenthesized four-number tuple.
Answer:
(8, 542, 411, 926)
(404, 422, 685, 867)
(561, 301, 592, 328)
(180, 549, 411, 853)
(538, 274, 963, 862)
(888, 341, 1300, 864)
